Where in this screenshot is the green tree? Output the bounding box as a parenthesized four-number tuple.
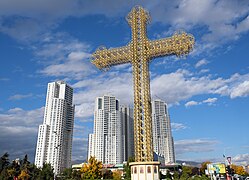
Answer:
(9, 160, 21, 179)
(200, 161, 211, 174)
(71, 169, 81, 180)
(28, 163, 41, 180)
(80, 156, 102, 179)
(123, 156, 134, 180)
(59, 168, 74, 179)
(101, 168, 113, 179)
(38, 163, 54, 180)
(0, 153, 11, 180)
(0, 152, 10, 172)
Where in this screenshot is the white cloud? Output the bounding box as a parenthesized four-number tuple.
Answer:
(72, 137, 88, 161)
(8, 93, 33, 100)
(203, 97, 217, 105)
(185, 101, 199, 107)
(232, 153, 249, 166)
(175, 138, 218, 155)
(230, 81, 249, 98)
(35, 33, 95, 80)
(0, 107, 44, 161)
(151, 69, 225, 104)
(73, 72, 133, 118)
(195, 59, 209, 68)
(151, 70, 249, 105)
(0, 0, 248, 49)
(71, 69, 249, 118)
(171, 122, 187, 131)
(199, 69, 210, 74)
(185, 97, 217, 107)
(0, 107, 44, 127)
(40, 58, 93, 80)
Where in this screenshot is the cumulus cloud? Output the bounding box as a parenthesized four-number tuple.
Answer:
(175, 138, 218, 156)
(72, 137, 88, 161)
(151, 70, 249, 105)
(0, 0, 248, 48)
(232, 153, 249, 166)
(73, 72, 133, 118)
(185, 97, 217, 107)
(195, 59, 209, 68)
(0, 106, 88, 162)
(230, 81, 249, 98)
(71, 68, 249, 118)
(171, 122, 187, 131)
(8, 93, 33, 100)
(185, 101, 199, 107)
(151, 69, 224, 104)
(36, 33, 95, 80)
(0, 107, 44, 161)
(203, 98, 217, 105)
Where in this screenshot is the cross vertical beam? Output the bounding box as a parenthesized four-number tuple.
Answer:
(91, 6, 194, 163)
(128, 6, 153, 162)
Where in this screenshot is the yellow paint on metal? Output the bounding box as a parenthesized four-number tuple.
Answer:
(91, 6, 194, 162)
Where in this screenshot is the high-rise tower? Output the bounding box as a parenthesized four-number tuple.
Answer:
(152, 100, 175, 164)
(88, 95, 123, 164)
(120, 106, 134, 162)
(35, 81, 75, 175)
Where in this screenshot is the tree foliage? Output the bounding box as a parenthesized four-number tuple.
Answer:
(80, 156, 102, 179)
(0, 152, 10, 172)
(231, 164, 247, 176)
(200, 161, 211, 174)
(38, 163, 54, 180)
(112, 170, 122, 180)
(0, 153, 54, 180)
(123, 156, 134, 180)
(18, 170, 30, 180)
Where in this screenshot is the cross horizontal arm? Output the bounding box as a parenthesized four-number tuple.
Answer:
(148, 32, 194, 59)
(91, 45, 131, 70)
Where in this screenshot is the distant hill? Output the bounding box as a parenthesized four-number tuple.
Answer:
(176, 160, 202, 167)
(71, 159, 86, 165)
(71, 159, 202, 167)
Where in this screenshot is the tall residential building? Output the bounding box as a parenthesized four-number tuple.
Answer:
(152, 99, 175, 164)
(35, 81, 75, 175)
(120, 106, 134, 162)
(88, 95, 123, 164)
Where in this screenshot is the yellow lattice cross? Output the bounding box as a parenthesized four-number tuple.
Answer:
(92, 6, 194, 162)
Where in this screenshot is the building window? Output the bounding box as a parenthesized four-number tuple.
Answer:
(134, 167, 137, 174)
(154, 166, 157, 174)
(140, 167, 144, 174)
(98, 98, 102, 109)
(147, 166, 151, 173)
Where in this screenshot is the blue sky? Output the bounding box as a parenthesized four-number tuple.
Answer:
(0, 0, 249, 165)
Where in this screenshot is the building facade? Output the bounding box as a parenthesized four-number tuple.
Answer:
(120, 106, 134, 162)
(35, 81, 75, 175)
(152, 99, 175, 164)
(88, 95, 123, 164)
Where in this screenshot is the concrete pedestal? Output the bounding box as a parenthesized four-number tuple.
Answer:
(130, 161, 160, 180)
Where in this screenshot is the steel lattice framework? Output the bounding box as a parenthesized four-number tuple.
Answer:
(92, 6, 194, 162)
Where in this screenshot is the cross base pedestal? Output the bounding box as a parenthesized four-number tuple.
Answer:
(130, 161, 160, 180)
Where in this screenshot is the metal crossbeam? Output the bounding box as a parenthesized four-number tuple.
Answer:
(91, 6, 194, 162)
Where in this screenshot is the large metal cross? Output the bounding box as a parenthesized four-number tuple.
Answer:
(92, 6, 194, 162)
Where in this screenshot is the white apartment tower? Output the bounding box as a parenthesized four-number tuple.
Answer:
(88, 95, 123, 164)
(35, 81, 75, 175)
(120, 106, 134, 162)
(152, 100, 175, 164)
